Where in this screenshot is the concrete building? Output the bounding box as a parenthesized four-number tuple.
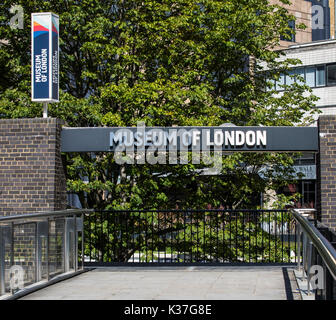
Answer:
(266, 1, 336, 120)
(265, 39, 336, 209)
(280, 39, 336, 120)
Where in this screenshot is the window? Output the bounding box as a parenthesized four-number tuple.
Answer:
(327, 64, 336, 86)
(295, 68, 305, 85)
(305, 67, 316, 87)
(276, 73, 285, 90)
(278, 180, 316, 209)
(266, 79, 275, 92)
(285, 70, 295, 86)
(280, 20, 295, 42)
(298, 181, 316, 209)
(316, 66, 326, 87)
(270, 64, 336, 92)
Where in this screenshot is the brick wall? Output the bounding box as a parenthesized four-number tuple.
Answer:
(317, 115, 336, 230)
(0, 118, 67, 216)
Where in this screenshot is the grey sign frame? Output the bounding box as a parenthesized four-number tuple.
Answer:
(61, 126, 318, 153)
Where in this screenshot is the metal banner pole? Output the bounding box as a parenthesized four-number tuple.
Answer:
(43, 102, 48, 118)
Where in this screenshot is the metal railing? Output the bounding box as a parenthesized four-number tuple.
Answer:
(3, 207, 336, 299)
(0, 209, 91, 299)
(292, 208, 336, 300)
(85, 209, 298, 265)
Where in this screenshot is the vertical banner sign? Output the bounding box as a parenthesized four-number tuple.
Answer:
(31, 13, 59, 102)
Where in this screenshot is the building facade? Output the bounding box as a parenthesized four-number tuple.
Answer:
(270, 0, 336, 49)
(281, 39, 336, 119)
(268, 40, 336, 209)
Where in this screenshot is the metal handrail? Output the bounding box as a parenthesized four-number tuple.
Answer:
(291, 209, 336, 280)
(0, 209, 93, 224)
(92, 209, 288, 213)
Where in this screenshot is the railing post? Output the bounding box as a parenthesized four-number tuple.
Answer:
(47, 218, 50, 281)
(307, 240, 313, 295)
(302, 232, 306, 278)
(81, 213, 84, 270)
(35, 222, 40, 282)
(0, 226, 5, 296)
(74, 215, 77, 272)
(325, 266, 333, 299)
(10, 222, 14, 268)
(64, 218, 69, 273)
(297, 224, 301, 271)
(63, 218, 67, 273)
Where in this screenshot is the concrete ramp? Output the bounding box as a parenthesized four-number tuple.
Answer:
(20, 266, 300, 300)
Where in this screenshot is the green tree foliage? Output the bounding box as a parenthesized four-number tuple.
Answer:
(0, 0, 318, 210)
(0, 1, 317, 262)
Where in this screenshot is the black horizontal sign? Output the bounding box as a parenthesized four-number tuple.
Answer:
(61, 126, 319, 153)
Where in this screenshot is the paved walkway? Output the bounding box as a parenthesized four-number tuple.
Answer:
(20, 266, 299, 300)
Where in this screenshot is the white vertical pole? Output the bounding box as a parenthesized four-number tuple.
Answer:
(43, 102, 48, 118)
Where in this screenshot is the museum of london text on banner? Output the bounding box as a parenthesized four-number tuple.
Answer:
(31, 12, 59, 102)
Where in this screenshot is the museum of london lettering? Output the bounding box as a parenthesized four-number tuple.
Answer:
(110, 128, 267, 150)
